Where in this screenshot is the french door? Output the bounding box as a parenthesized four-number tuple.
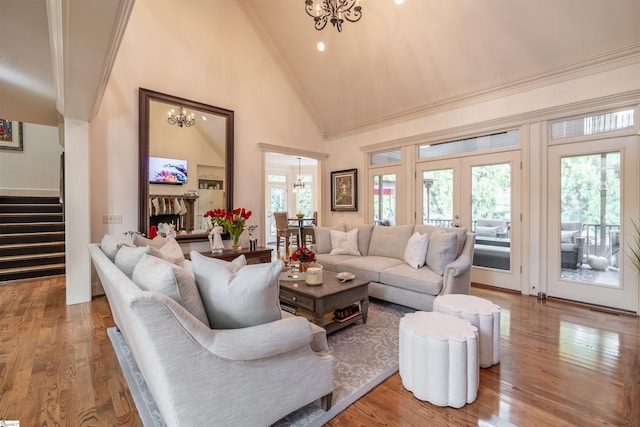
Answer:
(547, 136, 638, 312)
(369, 165, 405, 226)
(416, 151, 522, 291)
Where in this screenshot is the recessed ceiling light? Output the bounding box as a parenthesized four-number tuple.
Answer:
(317, 41, 325, 52)
(395, 0, 404, 4)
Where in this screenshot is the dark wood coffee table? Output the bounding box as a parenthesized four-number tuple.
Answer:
(279, 272, 369, 334)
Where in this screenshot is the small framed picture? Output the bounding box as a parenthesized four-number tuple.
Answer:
(331, 168, 358, 211)
(0, 120, 23, 151)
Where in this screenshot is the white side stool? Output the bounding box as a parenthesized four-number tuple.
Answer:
(434, 294, 500, 368)
(399, 311, 479, 408)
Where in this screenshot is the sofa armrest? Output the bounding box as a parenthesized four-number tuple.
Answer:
(210, 316, 314, 361)
(443, 254, 471, 278)
(132, 295, 315, 361)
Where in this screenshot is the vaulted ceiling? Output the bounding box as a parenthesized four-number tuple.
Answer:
(2, 0, 639, 138)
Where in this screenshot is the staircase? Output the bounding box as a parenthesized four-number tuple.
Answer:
(0, 196, 65, 282)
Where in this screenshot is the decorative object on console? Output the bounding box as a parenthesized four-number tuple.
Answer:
(248, 224, 258, 251)
(208, 224, 225, 253)
(167, 105, 195, 127)
(305, 0, 362, 33)
(204, 208, 252, 249)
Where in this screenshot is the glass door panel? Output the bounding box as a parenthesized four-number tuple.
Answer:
(267, 183, 286, 244)
(471, 162, 511, 271)
(422, 168, 454, 227)
(372, 173, 397, 225)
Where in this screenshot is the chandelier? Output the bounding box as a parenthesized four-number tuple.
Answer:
(293, 157, 305, 191)
(167, 106, 195, 128)
(305, 0, 362, 32)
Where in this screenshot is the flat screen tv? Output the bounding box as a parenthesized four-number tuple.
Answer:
(149, 156, 188, 184)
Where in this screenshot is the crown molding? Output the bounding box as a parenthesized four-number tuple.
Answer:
(332, 44, 640, 140)
(360, 89, 640, 154)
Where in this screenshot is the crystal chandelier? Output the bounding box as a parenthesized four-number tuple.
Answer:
(305, 0, 362, 33)
(167, 106, 195, 128)
(293, 157, 305, 191)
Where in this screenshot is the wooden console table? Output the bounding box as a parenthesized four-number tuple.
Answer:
(187, 247, 272, 264)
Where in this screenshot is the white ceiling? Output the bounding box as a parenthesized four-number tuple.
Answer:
(2, 0, 639, 138)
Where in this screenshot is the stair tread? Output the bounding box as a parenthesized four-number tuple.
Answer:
(0, 241, 64, 249)
(0, 264, 66, 274)
(0, 212, 62, 216)
(0, 231, 65, 237)
(0, 252, 66, 261)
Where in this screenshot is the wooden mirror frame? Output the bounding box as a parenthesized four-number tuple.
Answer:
(138, 88, 234, 242)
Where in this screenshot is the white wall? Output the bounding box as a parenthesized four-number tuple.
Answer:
(90, 0, 324, 244)
(0, 122, 62, 196)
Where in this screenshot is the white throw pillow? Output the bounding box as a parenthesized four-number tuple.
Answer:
(475, 226, 499, 238)
(425, 228, 458, 275)
(132, 254, 210, 327)
(148, 237, 185, 267)
(404, 232, 429, 269)
(560, 230, 576, 244)
(133, 234, 168, 249)
(191, 256, 283, 329)
(330, 228, 361, 256)
(314, 224, 346, 254)
(100, 234, 134, 261)
(114, 245, 151, 278)
(189, 251, 247, 273)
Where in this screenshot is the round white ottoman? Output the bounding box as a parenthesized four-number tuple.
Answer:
(399, 311, 479, 408)
(434, 294, 500, 368)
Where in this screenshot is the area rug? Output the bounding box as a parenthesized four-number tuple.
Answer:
(108, 299, 414, 427)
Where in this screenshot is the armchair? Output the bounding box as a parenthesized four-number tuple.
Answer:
(560, 221, 585, 269)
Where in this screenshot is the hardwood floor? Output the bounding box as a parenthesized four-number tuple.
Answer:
(1, 277, 638, 426)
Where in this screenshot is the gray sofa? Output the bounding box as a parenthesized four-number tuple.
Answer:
(313, 224, 475, 311)
(88, 242, 334, 427)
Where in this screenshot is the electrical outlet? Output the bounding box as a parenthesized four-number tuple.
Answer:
(103, 214, 123, 224)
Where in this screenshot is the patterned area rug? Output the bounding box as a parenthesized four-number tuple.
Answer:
(108, 299, 414, 427)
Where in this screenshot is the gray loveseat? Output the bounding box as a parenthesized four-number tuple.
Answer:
(89, 242, 334, 427)
(313, 224, 475, 311)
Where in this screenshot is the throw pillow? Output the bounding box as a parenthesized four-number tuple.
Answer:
(330, 228, 361, 256)
(100, 234, 134, 261)
(475, 226, 499, 238)
(191, 256, 283, 329)
(314, 224, 346, 254)
(189, 251, 247, 273)
(404, 232, 429, 269)
(131, 254, 210, 327)
(425, 228, 458, 275)
(133, 234, 167, 249)
(148, 237, 185, 267)
(561, 230, 576, 244)
(115, 245, 151, 278)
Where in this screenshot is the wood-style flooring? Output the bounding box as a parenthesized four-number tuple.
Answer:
(1, 277, 639, 426)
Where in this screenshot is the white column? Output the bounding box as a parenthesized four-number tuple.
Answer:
(64, 118, 91, 304)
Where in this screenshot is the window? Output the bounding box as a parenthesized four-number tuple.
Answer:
(418, 130, 519, 159)
(551, 109, 634, 140)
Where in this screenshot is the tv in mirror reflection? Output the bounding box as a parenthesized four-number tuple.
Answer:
(149, 156, 188, 184)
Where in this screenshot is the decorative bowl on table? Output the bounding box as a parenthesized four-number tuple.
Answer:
(296, 213, 304, 219)
(337, 271, 356, 282)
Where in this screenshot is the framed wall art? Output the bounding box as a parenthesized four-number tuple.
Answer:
(331, 168, 358, 211)
(0, 120, 24, 151)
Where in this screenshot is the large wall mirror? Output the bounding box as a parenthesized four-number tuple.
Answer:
(138, 88, 234, 241)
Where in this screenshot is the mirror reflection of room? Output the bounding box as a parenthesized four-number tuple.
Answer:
(148, 99, 227, 235)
